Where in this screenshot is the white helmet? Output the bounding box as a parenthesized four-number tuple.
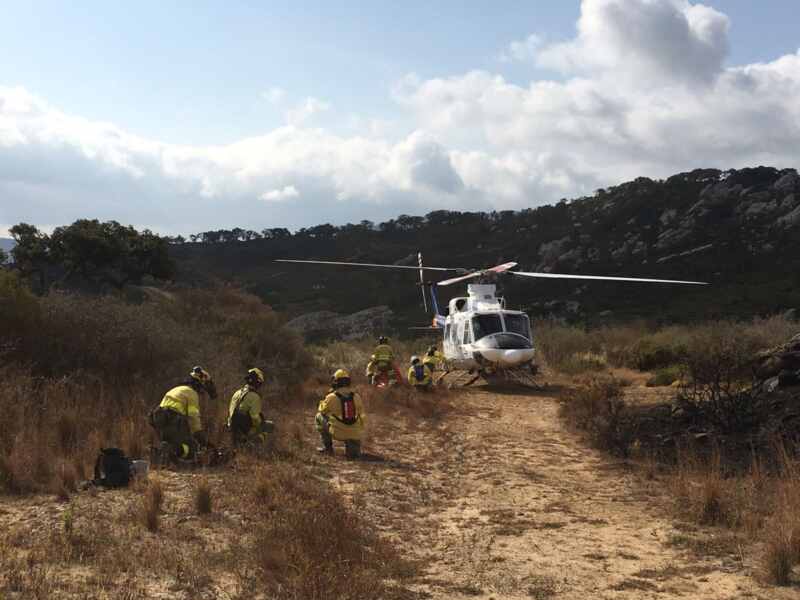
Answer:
(410, 355, 420, 365)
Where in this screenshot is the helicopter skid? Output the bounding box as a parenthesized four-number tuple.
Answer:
(439, 364, 541, 389)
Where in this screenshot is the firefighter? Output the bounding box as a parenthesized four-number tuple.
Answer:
(228, 368, 274, 447)
(422, 344, 444, 374)
(150, 366, 217, 461)
(365, 354, 378, 385)
(372, 336, 398, 385)
(316, 369, 365, 458)
(408, 356, 432, 390)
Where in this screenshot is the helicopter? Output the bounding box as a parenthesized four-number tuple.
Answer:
(276, 255, 707, 385)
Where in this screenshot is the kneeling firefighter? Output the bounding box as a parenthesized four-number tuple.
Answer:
(316, 369, 365, 458)
(408, 356, 433, 390)
(423, 345, 444, 374)
(228, 368, 274, 447)
(150, 366, 217, 461)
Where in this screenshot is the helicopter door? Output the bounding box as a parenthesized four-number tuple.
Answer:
(461, 320, 472, 346)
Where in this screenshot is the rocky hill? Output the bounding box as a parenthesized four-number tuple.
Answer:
(171, 166, 800, 330)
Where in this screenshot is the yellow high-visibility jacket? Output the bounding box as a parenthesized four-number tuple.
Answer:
(365, 361, 376, 377)
(408, 365, 432, 387)
(373, 344, 394, 363)
(423, 351, 444, 371)
(159, 385, 202, 433)
(228, 385, 263, 434)
(317, 386, 365, 441)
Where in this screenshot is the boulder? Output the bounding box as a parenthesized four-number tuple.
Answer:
(754, 333, 800, 380)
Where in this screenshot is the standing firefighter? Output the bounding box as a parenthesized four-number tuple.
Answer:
(228, 368, 274, 447)
(150, 366, 217, 462)
(316, 369, 365, 458)
(408, 356, 433, 390)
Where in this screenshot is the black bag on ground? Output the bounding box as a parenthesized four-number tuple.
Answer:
(93, 447, 132, 488)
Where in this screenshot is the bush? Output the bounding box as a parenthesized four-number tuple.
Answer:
(646, 365, 681, 387)
(534, 321, 599, 373)
(559, 379, 635, 455)
(676, 322, 768, 433)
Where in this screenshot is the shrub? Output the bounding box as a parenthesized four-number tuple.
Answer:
(676, 322, 768, 433)
(559, 379, 635, 455)
(534, 322, 599, 373)
(646, 365, 681, 387)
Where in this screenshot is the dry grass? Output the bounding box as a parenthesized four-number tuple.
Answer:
(140, 478, 164, 532)
(194, 479, 213, 514)
(0, 282, 315, 496)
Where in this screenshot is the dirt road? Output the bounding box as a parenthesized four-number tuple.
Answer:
(331, 386, 790, 600)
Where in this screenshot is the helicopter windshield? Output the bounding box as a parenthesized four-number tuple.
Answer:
(471, 314, 503, 340)
(504, 313, 531, 340)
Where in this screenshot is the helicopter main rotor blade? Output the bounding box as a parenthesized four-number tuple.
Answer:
(275, 259, 462, 272)
(437, 271, 484, 286)
(511, 271, 708, 285)
(437, 261, 519, 286)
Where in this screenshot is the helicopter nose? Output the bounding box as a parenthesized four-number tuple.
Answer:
(476, 348, 535, 367)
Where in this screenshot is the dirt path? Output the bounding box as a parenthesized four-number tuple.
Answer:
(332, 386, 791, 600)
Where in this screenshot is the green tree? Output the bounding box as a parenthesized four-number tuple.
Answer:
(11, 219, 175, 291)
(10, 223, 51, 292)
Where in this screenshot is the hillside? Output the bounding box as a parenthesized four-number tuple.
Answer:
(171, 166, 800, 328)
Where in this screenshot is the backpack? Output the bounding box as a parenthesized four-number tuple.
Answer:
(230, 387, 253, 434)
(336, 392, 358, 425)
(93, 447, 132, 488)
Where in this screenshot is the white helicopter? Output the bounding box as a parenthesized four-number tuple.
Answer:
(276, 255, 707, 385)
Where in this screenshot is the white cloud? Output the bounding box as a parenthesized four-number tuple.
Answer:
(500, 34, 543, 63)
(1, 0, 800, 235)
(536, 0, 730, 86)
(261, 184, 299, 202)
(261, 87, 286, 104)
(285, 97, 330, 125)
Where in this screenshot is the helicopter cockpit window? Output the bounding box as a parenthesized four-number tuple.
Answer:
(471, 314, 503, 340)
(504, 313, 531, 340)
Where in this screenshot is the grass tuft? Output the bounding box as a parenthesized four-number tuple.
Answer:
(195, 479, 213, 515)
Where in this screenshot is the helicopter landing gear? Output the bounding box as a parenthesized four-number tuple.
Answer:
(440, 363, 542, 389)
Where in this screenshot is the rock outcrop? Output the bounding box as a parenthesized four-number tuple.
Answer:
(287, 306, 394, 340)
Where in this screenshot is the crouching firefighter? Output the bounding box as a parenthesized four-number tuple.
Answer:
(228, 368, 274, 447)
(316, 369, 365, 459)
(408, 356, 433, 390)
(150, 366, 217, 462)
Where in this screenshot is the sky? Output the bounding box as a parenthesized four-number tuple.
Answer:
(1, 0, 799, 237)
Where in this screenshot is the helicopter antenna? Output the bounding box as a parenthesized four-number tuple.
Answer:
(418, 252, 428, 312)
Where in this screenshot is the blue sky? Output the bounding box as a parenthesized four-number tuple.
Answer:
(1, 0, 799, 235)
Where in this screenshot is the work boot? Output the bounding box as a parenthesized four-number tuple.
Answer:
(317, 443, 334, 455)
